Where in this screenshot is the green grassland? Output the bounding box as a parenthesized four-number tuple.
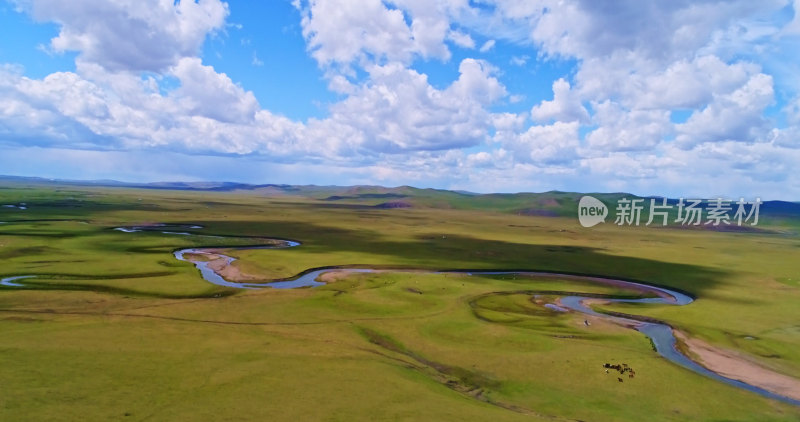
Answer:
(1, 182, 799, 421)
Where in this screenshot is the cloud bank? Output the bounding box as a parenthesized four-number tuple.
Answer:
(1, 0, 799, 198)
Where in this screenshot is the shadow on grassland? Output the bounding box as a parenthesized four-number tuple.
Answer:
(178, 220, 726, 297)
(0, 217, 727, 298)
(0, 272, 234, 298)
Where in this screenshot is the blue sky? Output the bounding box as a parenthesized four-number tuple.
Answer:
(0, 0, 799, 198)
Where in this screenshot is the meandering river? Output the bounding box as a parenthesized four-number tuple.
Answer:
(2, 224, 798, 406)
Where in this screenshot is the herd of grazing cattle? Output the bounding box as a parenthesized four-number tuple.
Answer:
(603, 363, 636, 382)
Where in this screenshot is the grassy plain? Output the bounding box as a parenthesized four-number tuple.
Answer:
(1, 182, 799, 421)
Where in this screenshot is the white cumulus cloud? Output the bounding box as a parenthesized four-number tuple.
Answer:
(15, 0, 228, 72)
(530, 78, 589, 123)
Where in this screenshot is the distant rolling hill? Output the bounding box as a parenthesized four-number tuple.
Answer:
(1, 175, 797, 229)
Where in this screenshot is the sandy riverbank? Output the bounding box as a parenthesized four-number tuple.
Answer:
(674, 330, 800, 401)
